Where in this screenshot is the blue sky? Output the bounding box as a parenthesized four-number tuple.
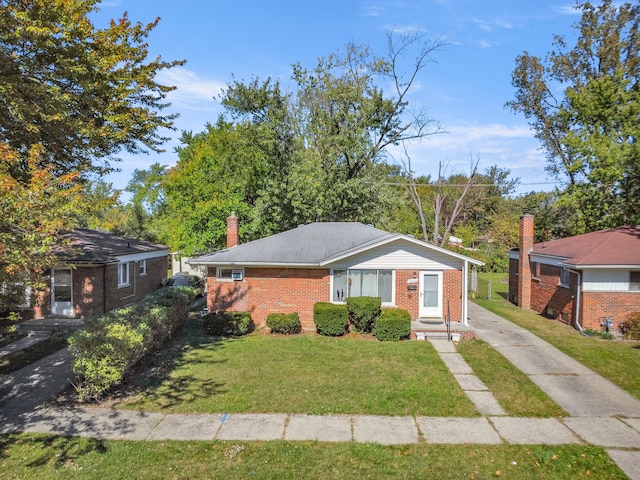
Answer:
(94, 0, 584, 196)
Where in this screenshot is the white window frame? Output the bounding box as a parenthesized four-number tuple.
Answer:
(331, 269, 395, 305)
(139, 259, 147, 276)
(118, 262, 130, 287)
(216, 267, 244, 281)
(559, 267, 570, 287)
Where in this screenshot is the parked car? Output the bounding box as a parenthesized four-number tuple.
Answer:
(163, 273, 205, 297)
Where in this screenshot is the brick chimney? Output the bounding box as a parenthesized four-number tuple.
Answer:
(226, 213, 239, 248)
(518, 213, 534, 310)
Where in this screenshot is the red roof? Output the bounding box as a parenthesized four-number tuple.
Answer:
(531, 226, 640, 267)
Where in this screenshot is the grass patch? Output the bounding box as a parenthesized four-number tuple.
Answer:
(458, 338, 567, 417)
(0, 433, 626, 479)
(475, 272, 640, 400)
(0, 334, 69, 378)
(115, 325, 477, 417)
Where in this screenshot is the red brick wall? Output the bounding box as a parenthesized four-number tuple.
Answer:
(518, 213, 534, 309)
(207, 267, 330, 330)
(31, 256, 167, 319)
(207, 267, 465, 330)
(529, 263, 576, 323)
(581, 291, 640, 331)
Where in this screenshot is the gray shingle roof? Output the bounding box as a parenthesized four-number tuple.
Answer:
(191, 222, 395, 266)
(190, 222, 484, 267)
(62, 229, 168, 264)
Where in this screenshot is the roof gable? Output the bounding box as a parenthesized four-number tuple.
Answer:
(191, 222, 483, 267)
(531, 225, 640, 267)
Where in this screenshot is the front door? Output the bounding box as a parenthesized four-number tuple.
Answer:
(419, 271, 443, 318)
(51, 268, 73, 316)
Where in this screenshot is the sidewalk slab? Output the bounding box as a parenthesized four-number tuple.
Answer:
(606, 450, 640, 480)
(455, 374, 488, 391)
(438, 353, 474, 374)
(465, 391, 506, 416)
(285, 414, 352, 442)
(215, 413, 287, 441)
(80, 409, 165, 440)
(0, 334, 50, 357)
(563, 417, 640, 448)
(147, 413, 221, 440)
(428, 339, 457, 353)
(417, 417, 501, 444)
(490, 417, 580, 445)
(352, 415, 418, 445)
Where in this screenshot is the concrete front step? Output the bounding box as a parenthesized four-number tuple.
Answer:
(17, 318, 84, 335)
(415, 331, 461, 341)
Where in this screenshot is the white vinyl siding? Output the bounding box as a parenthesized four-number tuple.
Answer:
(583, 269, 636, 291)
(328, 239, 460, 271)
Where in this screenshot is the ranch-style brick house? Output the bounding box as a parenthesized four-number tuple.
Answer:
(21, 229, 169, 320)
(509, 213, 640, 332)
(190, 215, 484, 332)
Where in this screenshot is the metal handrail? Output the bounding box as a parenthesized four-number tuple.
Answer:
(446, 300, 451, 341)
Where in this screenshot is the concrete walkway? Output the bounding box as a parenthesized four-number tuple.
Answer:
(0, 304, 639, 479)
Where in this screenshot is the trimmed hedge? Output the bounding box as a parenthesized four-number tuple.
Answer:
(313, 302, 348, 336)
(267, 312, 301, 334)
(347, 296, 381, 333)
(202, 311, 253, 337)
(68, 286, 193, 401)
(373, 308, 411, 341)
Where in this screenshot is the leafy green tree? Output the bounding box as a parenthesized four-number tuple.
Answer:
(0, 0, 183, 312)
(0, 0, 184, 181)
(507, 0, 639, 232)
(0, 144, 84, 314)
(159, 122, 253, 255)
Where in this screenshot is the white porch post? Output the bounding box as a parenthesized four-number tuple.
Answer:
(462, 260, 469, 326)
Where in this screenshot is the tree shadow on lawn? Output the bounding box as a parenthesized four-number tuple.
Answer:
(58, 313, 230, 410)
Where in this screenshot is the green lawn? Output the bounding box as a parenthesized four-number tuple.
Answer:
(474, 272, 640, 400)
(118, 330, 479, 417)
(0, 433, 626, 479)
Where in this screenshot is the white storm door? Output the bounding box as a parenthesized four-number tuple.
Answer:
(52, 268, 73, 316)
(419, 271, 443, 318)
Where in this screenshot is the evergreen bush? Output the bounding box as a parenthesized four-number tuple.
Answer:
(373, 308, 411, 341)
(202, 311, 253, 337)
(267, 312, 301, 334)
(346, 296, 381, 333)
(313, 302, 348, 336)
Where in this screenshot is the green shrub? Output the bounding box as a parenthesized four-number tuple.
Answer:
(619, 312, 640, 340)
(68, 286, 192, 401)
(267, 313, 301, 334)
(202, 311, 253, 337)
(346, 296, 381, 333)
(313, 302, 348, 336)
(373, 308, 411, 341)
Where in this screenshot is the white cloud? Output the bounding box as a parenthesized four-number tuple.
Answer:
(156, 68, 225, 112)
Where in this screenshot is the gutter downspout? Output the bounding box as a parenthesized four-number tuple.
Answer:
(567, 268, 589, 337)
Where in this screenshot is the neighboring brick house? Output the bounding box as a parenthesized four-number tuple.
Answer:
(21, 229, 169, 320)
(509, 214, 640, 332)
(190, 215, 483, 332)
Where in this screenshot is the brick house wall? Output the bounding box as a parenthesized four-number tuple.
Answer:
(31, 255, 167, 320)
(581, 291, 639, 331)
(207, 267, 465, 330)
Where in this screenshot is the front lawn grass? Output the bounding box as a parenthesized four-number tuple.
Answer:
(118, 331, 478, 417)
(0, 433, 626, 480)
(475, 272, 640, 400)
(457, 338, 567, 417)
